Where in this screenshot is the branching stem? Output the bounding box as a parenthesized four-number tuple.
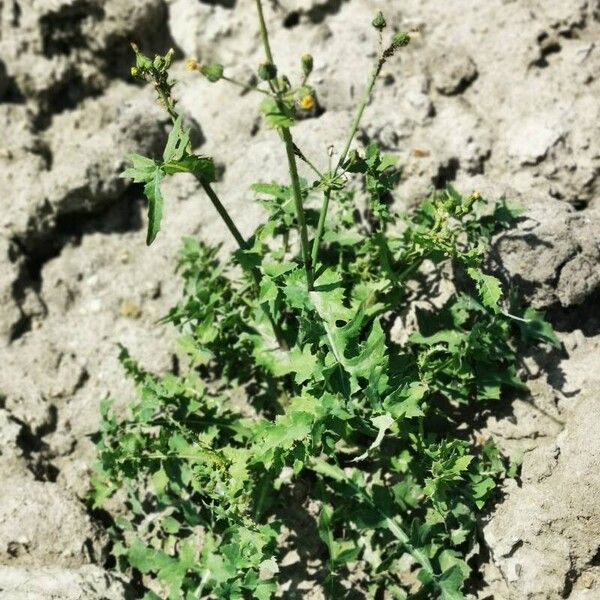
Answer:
(310, 52, 387, 277)
(336, 55, 386, 174)
(222, 75, 270, 96)
(281, 127, 314, 289)
(200, 180, 288, 348)
(311, 189, 331, 268)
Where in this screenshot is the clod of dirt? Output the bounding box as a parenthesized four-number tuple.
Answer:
(0, 0, 171, 119)
(42, 83, 167, 221)
(0, 237, 28, 343)
(484, 335, 600, 600)
(0, 58, 8, 99)
(430, 47, 478, 95)
(0, 565, 131, 600)
(505, 113, 565, 167)
(493, 201, 600, 308)
(0, 409, 23, 461)
(0, 476, 107, 568)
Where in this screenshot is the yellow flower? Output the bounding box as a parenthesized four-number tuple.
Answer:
(299, 94, 315, 111)
(186, 58, 201, 72)
(130, 66, 139, 77)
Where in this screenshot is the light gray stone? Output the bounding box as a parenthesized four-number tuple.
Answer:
(0, 565, 130, 600)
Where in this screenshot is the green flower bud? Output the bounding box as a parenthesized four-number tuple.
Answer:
(392, 32, 411, 48)
(279, 75, 291, 92)
(258, 62, 278, 81)
(131, 42, 152, 71)
(153, 55, 165, 70)
(163, 48, 175, 70)
(301, 53, 313, 77)
(372, 11, 387, 30)
(201, 63, 224, 83)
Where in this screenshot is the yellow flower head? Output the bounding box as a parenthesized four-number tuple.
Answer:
(130, 66, 139, 78)
(299, 94, 315, 111)
(186, 58, 201, 72)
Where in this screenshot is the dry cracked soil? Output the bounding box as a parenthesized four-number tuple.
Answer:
(1, 0, 600, 599)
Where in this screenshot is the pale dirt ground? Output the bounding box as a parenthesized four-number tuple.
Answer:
(0, 1, 599, 598)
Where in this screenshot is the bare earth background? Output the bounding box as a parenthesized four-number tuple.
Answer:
(0, 0, 599, 598)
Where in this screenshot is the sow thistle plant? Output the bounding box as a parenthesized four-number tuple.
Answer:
(91, 4, 559, 599)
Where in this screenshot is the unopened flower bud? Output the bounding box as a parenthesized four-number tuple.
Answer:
(301, 53, 313, 77)
(392, 32, 411, 48)
(164, 48, 175, 69)
(200, 63, 224, 82)
(131, 42, 152, 71)
(258, 62, 278, 81)
(372, 11, 387, 30)
(153, 55, 165, 70)
(130, 66, 139, 78)
(280, 75, 291, 91)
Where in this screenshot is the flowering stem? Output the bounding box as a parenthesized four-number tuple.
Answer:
(254, 0, 275, 64)
(222, 76, 270, 96)
(336, 55, 386, 174)
(198, 179, 246, 249)
(254, 0, 314, 291)
(281, 126, 314, 289)
(161, 104, 245, 251)
(199, 179, 288, 348)
(310, 187, 331, 270)
(311, 52, 388, 275)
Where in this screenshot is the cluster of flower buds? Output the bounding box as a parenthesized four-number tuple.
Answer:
(130, 44, 178, 117)
(130, 44, 175, 80)
(368, 11, 412, 60)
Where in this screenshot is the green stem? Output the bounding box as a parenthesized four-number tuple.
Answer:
(335, 55, 385, 174)
(282, 126, 314, 290)
(310, 53, 387, 274)
(310, 189, 331, 267)
(255, 0, 275, 64)
(156, 84, 178, 122)
(199, 179, 247, 249)
(254, 0, 313, 290)
(310, 458, 437, 583)
(152, 64, 290, 348)
(200, 179, 288, 349)
(293, 143, 325, 179)
(222, 75, 270, 96)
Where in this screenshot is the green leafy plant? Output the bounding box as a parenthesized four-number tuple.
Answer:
(91, 4, 559, 599)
